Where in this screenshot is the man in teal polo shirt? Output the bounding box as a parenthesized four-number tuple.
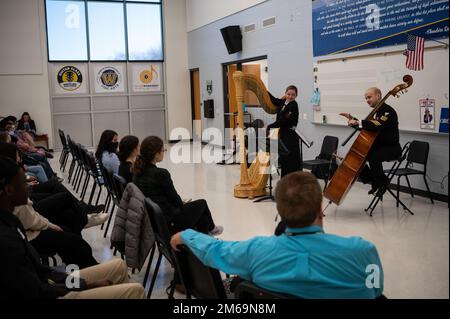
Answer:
(170, 171, 384, 299)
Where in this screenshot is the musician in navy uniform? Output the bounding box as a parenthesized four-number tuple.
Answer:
(341, 87, 401, 196)
(266, 85, 301, 177)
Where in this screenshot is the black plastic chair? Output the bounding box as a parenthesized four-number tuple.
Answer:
(144, 198, 185, 299)
(387, 140, 434, 205)
(234, 280, 297, 299)
(303, 135, 339, 188)
(112, 174, 127, 202)
(98, 163, 117, 238)
(176, 245, 227, 299)
(58, 129, 70, 172)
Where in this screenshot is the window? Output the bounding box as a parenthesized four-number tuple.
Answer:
(46, 1, 88, 61)
(45, 0, 164, 61)
(127, 3, 163, 61)
(88, 2, 126, 60)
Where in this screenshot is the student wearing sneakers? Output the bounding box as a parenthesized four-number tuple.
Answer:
(171, 171, 384, 299)
(133, 136, 223, 236)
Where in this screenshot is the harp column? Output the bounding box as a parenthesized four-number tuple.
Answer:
(233, 71, 250, 186)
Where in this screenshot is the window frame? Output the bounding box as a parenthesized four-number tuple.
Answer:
(44, 0, 164, 62)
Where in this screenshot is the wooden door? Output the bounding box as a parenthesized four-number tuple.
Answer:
(191, 69, 201, 141)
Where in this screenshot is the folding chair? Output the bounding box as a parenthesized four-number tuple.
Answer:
(144, 198, 186, 299)
(176, 245, 227, 299)
(389, 140, 434, 205)
(365, 142, 414, 216)
(303, 135, 339, 189)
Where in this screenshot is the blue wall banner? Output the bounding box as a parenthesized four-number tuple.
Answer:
(313, 0, 449, 57)
(439, 107, 449, 133)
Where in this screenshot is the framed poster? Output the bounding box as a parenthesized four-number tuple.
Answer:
(420, 98, 436, 130)
(132, 63, 161, 92)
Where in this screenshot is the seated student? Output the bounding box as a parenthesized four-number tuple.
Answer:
(133, 136, 223, 236)
(0, 157, 145, 299)
(118, 135, 140, 184)
(171, 171, 384, 299)
(13, 199, 99, 268)
(96, 130, 120, 174)
(18, 112, 37, 136)
(0, 142, 106, 227)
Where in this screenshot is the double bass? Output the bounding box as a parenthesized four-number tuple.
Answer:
(323, 75, 413, 205)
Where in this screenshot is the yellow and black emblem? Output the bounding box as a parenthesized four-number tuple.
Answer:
(57, 66, 83, 91)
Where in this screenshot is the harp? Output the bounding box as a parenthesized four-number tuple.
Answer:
(232, 71, 278, 198)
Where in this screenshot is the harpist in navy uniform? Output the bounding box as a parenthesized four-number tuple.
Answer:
(266, 85, 301, 177)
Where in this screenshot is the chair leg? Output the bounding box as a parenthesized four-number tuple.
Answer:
(143, 245, 156, 287)
(103, 202, 116, 238)
(397, 176, 401, 208)
(423, 175, 434, 204)
(81, 175, 91, 201)
(88, 182, 96, 205)
(405, 175, 414, 197)
(95, 185, 103, 206)
(147, 252, 163, 299)
(100, 195, 111, 231)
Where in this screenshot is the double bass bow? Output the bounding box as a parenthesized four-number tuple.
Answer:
(323, 75, 413, 205)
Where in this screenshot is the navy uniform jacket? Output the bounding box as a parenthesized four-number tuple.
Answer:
(361, 103, 400, 149)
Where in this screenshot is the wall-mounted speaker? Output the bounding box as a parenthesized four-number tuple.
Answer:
(220, 25, 242, 54)
(204, 99, 214, 118)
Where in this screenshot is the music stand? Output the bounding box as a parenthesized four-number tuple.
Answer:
(217, 112, 252, 165)
(254, 128, 313, 203)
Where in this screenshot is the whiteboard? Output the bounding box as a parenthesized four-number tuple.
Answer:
(313, 46, 449, 133)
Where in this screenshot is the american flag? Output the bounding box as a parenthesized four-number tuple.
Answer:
(405, 34, 425, 71)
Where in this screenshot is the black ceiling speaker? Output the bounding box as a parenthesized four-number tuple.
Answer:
(220, 25, 242, 54)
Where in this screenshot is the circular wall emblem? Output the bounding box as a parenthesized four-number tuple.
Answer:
(139, 65, 158, 84)
(97, 67, 120, 90)
(57, 66, 82, 91)
(140, 70, 153, 84)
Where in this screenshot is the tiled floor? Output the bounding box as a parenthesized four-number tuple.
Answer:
(52, 143, 449, 299)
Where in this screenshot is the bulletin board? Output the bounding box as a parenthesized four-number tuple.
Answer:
(313, 46, 449, 133)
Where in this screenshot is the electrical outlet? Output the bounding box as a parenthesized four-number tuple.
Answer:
(303, 113, 307, 120)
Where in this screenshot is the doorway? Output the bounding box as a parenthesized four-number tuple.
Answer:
(222, 56, 268, 154)
(190, 68, 201, 142)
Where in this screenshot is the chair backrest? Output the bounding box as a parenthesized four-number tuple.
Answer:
(406, 140, 429, 166)
(234, 280, 297, 299)
(144, 198, 176, 266)
(319, 135, 339, 160)
(58, 129, 68, 148)
(176, 245, 227, 299)
(112, 173, 127, 201)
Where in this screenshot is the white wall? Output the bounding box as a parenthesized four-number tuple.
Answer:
(164, 0, 192, 140)
(0, 0, 53, 147)
(186, 0, 268, 32)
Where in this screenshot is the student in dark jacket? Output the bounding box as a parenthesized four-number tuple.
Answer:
(132, 136, 223, 236)
(18, 112, 37, 136)
(118, 135, 140, 184)
(266, 85, 301, 177)
(0, 156, 145, 299)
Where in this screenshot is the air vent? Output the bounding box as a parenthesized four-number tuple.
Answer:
(262, 16, 276, 28)
(244, 23, 256, 33)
